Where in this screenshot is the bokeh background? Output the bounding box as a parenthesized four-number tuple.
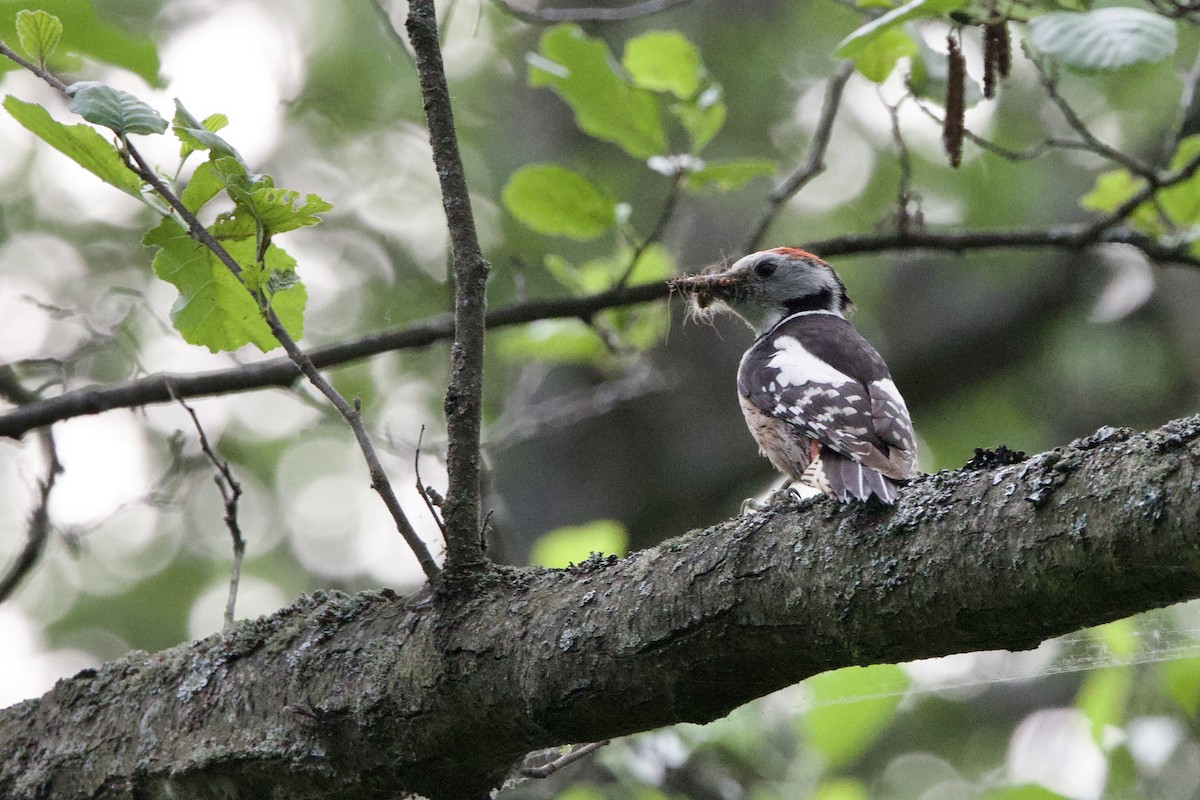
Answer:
(1, 0, 1200, 798)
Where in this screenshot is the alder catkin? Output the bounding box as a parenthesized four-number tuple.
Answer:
(994, 20, 1012, 79)
(983, 23, 998, 99)
(943, 32, 966, 169)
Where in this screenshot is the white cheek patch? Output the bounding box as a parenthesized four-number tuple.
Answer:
(767, 336, 855, 388)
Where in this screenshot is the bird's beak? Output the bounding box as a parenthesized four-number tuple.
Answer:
(669, 268, 742, 309)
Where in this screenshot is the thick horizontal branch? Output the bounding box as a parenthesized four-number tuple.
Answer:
(4, 414, 1199, 799)
(2, 222, 1196, 440)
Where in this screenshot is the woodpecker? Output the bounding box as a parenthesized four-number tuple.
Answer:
(673, 247, 917, 504)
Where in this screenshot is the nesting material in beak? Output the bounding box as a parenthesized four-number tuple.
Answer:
(669, 272, 741, 310)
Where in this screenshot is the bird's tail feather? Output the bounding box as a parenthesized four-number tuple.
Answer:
(818, 450, 900, 504)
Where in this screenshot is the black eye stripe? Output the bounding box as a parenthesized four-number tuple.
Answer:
(754, 259, 778, 278)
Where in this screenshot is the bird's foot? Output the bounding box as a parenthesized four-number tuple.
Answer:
(740, 486, 816, 515)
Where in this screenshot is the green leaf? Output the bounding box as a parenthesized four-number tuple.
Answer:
(529, 520, 627, 568)
(2, 95, 143, 196)
(671, 88, 726, 152)
(1027, 8, 1177, 72)
(173, 99, 244, 163)
(683, 158, 775, 193)
(493, 319, 607, 364)
(811, 779, 869, 800)
(15, 9, 62, 65)
(180, 160, 225, 214)
(66, 81, 167, 136)
(1075, 666, 1132, 741)
(528, 24, 666, 159)
(800, 664, 908, 769)
(144, 218, 306, 353)
(622, 31, 702, 99)
(1080, 169, 1145, 214)
(0, 0, 161, 85)
(213, 186, 333, 240)
(502, 164, 616, 239)
(1159, 135, 1200, 224)
(976, 786, 1069, 800)
(1159, 655, 1200, 716)
(850, 26, 918, 83)
(835, 0, 968, 59)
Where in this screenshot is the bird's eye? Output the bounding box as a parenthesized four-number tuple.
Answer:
(754, 260, 778, 279)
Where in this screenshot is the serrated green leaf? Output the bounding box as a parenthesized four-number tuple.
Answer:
(1027, 8, 1177, 72)
(144, 218, 305, 353)
(800, 664, 908, 769)
(851, 25, 918, 82)
(180, 160, 225, 214)
(16, 9, 62, 65)
(672, 89, 725, 152)
(683, 158, 775, 193)
(0, 0, 160, 84)
(173, 99, 244, 163)
(836, 0, 968, 59)
(622, 31, 702, 99)
(66, 81, 167, 136)
(529, 520, 627, 568)
(201, 113, 228, 133)
(3, 94, 143, 196)
(503, 164, 616, 239)
(211, 186, 332, 240)
(528, 24, 665, 159)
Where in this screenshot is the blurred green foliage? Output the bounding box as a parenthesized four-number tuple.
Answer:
(1, 0, 1199, 798)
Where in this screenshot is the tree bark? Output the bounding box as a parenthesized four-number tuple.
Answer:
(3, 415, 1199, 799)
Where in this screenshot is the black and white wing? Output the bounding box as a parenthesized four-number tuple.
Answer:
(737, 312, 916, 502)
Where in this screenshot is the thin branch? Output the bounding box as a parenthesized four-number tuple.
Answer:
(617, 168, 685, 287)
(489, 0, 694, 23)
(0, 41, 68, 94)
(744, 60, 856, 254)
(1029, 56, 1156, 180)
(414, 426, 448, 540)
(122, 135, 440, 581)
(406, 0, 491, 574)
(0, 282, 666, 440)
(5, 213, 1200, 442)
(169, 388, 245, 631)
(519, 740, 610, 779)
(0, 370, 62, 604)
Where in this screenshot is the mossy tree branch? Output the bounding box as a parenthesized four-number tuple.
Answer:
(2, 415, 1198, 798)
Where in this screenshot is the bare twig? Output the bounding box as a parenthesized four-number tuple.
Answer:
(744, 60, 856, 253)
(119, 136, 441, 582)
(519, 740, 610, 779)
(617, 168, 685, 287)
(0, 281, 666, 439)
(168, 388, 245, 631)
(0, 369, 62, 604)
(406, 0, 490, 574)
(414, 426, 448, 539)
(884, 94, 921, 235)
(1029, 56, 1156, 179)
(490, 0, 693, 23)
(0, 41, 68, 94)
(5, 211, 1200, 442)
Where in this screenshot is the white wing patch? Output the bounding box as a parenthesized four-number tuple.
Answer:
(767, 336, 855, 388)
